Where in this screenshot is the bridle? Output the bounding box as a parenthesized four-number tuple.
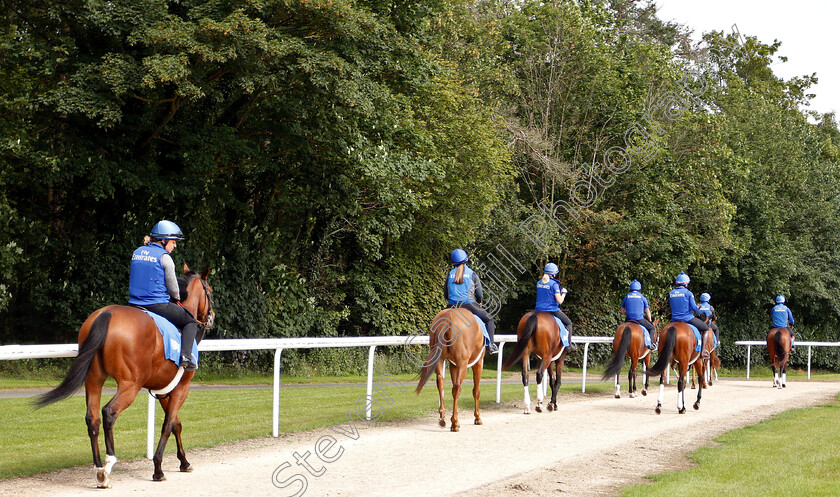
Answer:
(190, 275, 215, 330)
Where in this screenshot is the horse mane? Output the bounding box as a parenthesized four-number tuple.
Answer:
(177, 271, 198, 302)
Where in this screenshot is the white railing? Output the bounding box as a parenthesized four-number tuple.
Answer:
(734, 340, 840, 379)
(1, 334, 614, 458)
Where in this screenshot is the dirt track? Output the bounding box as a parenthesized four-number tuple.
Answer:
(2, 379, 838, 497)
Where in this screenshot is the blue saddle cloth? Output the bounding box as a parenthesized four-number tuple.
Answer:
(140, 310, 198, 367)
(472, 315, 490, 346)
(553, 316, 570, 347)
(686, 323, 702, 351)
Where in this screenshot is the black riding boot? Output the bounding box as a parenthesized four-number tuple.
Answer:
(180, 322, 199, 371)
(486, 321, 499, 354)
(566, 325, 577, 351)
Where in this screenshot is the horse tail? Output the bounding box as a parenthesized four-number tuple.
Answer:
(502, 312, 539, 371)
(602, 326, 632, 380)
(35, 312, 111, 408)
(773, 329, 786, 365)
(415, 324, 444, 394)
(646, 326, 676, 376)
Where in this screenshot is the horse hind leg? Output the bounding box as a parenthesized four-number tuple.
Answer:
(472, 361, 483, 425)
(101, 382, 142, 485)
(450, 364, 467, 432)
(521, 359, 531, 415)
(84, 369, 108, 487)
(435, 362, 446, 428)
(535, 368, 545, 413)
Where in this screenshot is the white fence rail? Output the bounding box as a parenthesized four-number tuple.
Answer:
(734, 340, 840, 379)
(1, 335, 614, 459)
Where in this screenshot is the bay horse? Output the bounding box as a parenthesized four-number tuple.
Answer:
(690, 321, 718, 389)
(602, 320, 659, 398)
(415, 307, 485, 431)
(36, 264, 214, 487)
(645, 322, 704, 414)
(502, 311, 568, 414)
(767, 327, 792, 388)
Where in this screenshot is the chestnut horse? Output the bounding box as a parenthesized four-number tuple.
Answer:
(415, 307, 485, 431)
(602, 320, 659, 398)
(645, 322, 704, 414)
(502, 311, 568, 414)
(36, 265, 214, 487)
(767, 327, 792, 388)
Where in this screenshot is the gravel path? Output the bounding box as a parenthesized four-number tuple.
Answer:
(2, 378, 837, 497)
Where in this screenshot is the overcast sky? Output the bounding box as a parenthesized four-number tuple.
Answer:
(655, 0, 839, 118)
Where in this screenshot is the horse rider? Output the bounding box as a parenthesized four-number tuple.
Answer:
(621, 280, 656, 350)
(698, 293, 719, 345)
(535, 263, 576, 351)
(770, 295, 795, 352)
(444, 248, 498, 354)
(668, 272, 710, 358)
(128, 220, 199, 370)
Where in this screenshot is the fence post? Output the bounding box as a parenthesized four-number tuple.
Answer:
(581, 342, 590, 393)
(273, 348, 283, 437)
(496, 342, 506, 403)
(147, 392, 155, 459)
(807, 346, 812, 379)
(746, 345, 751, 379)
(366, 346, 376, 421)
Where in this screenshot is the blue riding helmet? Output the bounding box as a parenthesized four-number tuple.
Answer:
(544, 263, 559, 276)
(150, 220, 185, 240)
(675, 272, 690, 285)
(700, 293, 711, 302)
(630, 280, 641, 291)
(450, 248, 469, 265)
(776, 294, 785, 304)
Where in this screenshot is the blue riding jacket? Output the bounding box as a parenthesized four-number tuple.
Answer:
(128, 243, 170, 305)
(669, 286, 700, 322)
(772, 304, 795, 328)
(535, 278, 564, 312)
(622, 291, 649, 321)
(446, 265, 479, 305)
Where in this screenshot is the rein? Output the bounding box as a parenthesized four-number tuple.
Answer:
(187, 274, 214, 330)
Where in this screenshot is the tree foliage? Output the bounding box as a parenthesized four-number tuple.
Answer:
(2, 0, 839, 371)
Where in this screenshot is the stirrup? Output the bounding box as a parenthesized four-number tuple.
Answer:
(180, 356, 198, 371)
(488, 343, 499, 354)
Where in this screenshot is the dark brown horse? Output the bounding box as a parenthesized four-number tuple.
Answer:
(767, 327, 792, 388)
(646, 322, 704, 414)
(502, 311, 568, 414)
(602, 320, 659, 398)
(415, 307, 485, 431)
(36, 264, 214, 487)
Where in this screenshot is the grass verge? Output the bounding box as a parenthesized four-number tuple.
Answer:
(619, 393, 840, 497)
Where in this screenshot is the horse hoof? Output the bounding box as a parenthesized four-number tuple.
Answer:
(438, 419, 446, 428)
(782, 384, 786, 388)
(153, 473, 166, 482)
(180, 464, 192, 473)
(535, 406, 542, 413)
(641, 390, 647, 396)
(678, 407, 686, 414)
(655, 406, 661, 415)
(547, 403, 554, 411)
(614, 394, 621, 399)
(693, 402, 700, 410)
(450, 425, 459, 432)
(523, 409, 530, 415)
(95, 468, 111, 488)
(475, 418, 482, 425)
